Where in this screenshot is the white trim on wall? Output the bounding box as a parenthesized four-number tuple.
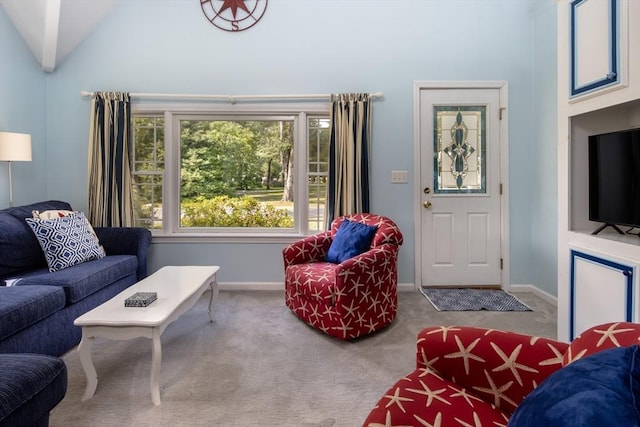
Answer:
(509, 284, 558, 307)
(216, 282, 417, 292)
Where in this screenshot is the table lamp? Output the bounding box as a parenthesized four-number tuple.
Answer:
(0, 132, 32, 207)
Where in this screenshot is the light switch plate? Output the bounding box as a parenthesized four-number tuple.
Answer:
(391, 170, 408, 183)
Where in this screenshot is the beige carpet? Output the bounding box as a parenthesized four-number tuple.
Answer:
(50, 290, 556, 427)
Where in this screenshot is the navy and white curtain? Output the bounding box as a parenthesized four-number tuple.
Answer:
(325, 93, 372, 226)
(87, 92, 134, 227)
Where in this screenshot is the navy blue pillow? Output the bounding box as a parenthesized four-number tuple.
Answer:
(508, 345, 640, 427)
(325, 219, 378, 264)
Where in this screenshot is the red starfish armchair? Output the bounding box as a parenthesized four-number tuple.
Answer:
(282, 213, 403, 340)
(363, 322, 640, 426)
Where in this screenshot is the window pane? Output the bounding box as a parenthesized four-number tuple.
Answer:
(178, 118, 295, 229)
(309, 128, 319, 163)
(307, 117, 330, 231)
(132, 116, 164, 229)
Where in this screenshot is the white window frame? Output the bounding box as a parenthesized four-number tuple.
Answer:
(132, 101, 330, 243)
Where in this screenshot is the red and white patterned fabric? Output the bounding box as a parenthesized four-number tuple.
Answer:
(283, 214, 403, 340)
(363, 322, 640, 427)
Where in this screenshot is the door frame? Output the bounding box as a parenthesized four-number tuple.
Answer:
(412, 81, 510, 290)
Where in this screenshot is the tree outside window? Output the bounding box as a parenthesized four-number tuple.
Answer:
(132, 112, 329, 235)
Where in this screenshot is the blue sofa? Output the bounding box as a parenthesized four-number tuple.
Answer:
(0, 200, 152, 426)
(0, 354, 67, 427)
(0, 200, 152, 356)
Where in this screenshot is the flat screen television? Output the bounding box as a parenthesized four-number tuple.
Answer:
(588, 128, 640, 235)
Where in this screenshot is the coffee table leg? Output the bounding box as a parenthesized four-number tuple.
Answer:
(151, 328, 162, 406)
(78, 332, 97, 401)
(208, 278, 218, 322)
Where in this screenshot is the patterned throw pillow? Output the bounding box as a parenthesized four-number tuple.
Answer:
(32, 209, 105, 257)
(25, 212, 106, 272)
(32, 209, 75, 220)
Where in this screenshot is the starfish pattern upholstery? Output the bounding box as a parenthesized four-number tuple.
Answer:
(283, 213, 403, 340)
(363, 322, 640, 427)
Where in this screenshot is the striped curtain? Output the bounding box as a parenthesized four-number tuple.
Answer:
(87, 92, 135, 227)
(325, 93, 372, 226)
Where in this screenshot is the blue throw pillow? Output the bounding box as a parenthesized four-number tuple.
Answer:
(508, 345, 640, 427)
(325, 219, 378, 264)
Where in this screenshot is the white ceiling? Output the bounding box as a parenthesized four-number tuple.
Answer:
(0, 0, 120, 72)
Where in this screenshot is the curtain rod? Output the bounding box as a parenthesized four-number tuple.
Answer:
(80, 91, 383, 104)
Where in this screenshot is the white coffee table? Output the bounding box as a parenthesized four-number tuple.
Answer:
(73, 265, 220, 405)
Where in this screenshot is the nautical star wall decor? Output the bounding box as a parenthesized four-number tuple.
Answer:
(201, 0, 268, 32)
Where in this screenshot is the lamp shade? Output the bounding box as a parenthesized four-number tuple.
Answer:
(0, 132, 32, 161)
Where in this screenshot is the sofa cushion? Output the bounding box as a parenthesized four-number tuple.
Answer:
(0, 354, 67, 427)
(0, 286, 66, 341)
(326, 219, 378, 264)
(0, 212, 47, 279)
(26, 212, 105, 272)
(508, 345, 640, 426)
(14, 255, 137, 304)
(0, 200, 73, 279)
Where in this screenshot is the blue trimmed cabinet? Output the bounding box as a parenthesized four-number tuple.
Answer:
(557, 0, 640, 341)
(569, 0, 622, 98)
(569, 249, 636, 340)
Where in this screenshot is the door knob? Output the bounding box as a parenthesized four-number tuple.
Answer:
(423, 201, 432, 209)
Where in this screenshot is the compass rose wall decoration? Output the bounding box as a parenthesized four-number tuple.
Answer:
(201, 0, 268, 32)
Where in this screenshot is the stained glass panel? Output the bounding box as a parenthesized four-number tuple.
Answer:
(433, 106, 486, 194)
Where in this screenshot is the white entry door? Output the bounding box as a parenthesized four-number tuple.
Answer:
(419, 85, 505, 287)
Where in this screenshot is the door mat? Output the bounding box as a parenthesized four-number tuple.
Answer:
(420, 287, 532, 312)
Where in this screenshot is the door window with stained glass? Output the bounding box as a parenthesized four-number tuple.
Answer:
(433, 106, 486, 194)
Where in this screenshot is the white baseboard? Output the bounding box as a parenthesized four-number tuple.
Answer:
(219, 282, 283, 291)
(217, 282, 553, 302)
(398, 283, 416, 292)
(218, 282, 417, 292)
(217, 281, 555, 303)
(508, 284, 557, 306)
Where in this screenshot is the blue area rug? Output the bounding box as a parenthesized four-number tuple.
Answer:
(420, 287, 532, 312)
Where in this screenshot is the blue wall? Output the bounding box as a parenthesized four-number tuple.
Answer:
(0, 0, 558, 293)
(0, 9, 47, 206)
(532, 0, 558, 297)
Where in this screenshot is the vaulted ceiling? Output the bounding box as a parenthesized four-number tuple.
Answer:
(0, 0, 120, 72)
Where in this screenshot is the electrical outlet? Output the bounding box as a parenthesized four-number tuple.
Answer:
(391, 170, 408, 183)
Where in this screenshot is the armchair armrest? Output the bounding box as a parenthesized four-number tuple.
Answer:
(94, 227, 152, 280)
(283, 231, 332, 267)
(415, 326, 569, 414)
(334, 243, 399, 302)
(563, 321, 640, 364)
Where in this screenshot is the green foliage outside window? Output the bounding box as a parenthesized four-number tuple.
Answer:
(180, 119, 292, 199)
(181, 196, 293, 228)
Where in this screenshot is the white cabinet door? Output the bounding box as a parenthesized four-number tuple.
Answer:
(569, 0, 626, 99)
(569, 248, 636, 340)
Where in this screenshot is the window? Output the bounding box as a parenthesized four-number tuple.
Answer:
(132, 116, 164, 229)
(132, 105, 330, 238)
(307, 117, 330, 231)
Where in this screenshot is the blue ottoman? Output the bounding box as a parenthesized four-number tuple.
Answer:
(0, 354, 67, 427)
